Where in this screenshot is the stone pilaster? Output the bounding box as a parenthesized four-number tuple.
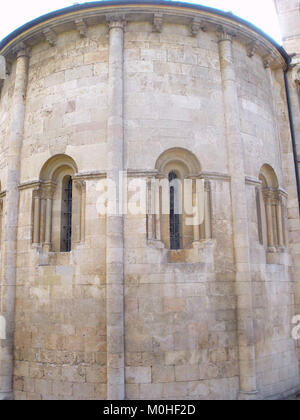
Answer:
(106, 16, 125, 401)
(284, 67, 300, 367)
(204, 180, 212, 240)
(0, 45, 29, 400)
(42, 183, 56, 252)
(32, 189, 41, 245)
(218, 31, 259, 399)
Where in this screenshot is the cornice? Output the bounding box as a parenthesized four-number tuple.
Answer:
(74, 171, 107, 180)
(0, 2, 288, 70)
(245, 176, 262, 186)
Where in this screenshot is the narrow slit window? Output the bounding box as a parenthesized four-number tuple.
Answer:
(61, 176, 73, 252)
(169, 171, 180, 250)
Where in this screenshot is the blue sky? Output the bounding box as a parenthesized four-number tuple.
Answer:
(0, 0, 282, 44)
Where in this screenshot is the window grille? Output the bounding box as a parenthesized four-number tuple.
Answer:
(169, 171, 180, 250)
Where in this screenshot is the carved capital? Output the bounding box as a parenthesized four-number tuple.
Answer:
(75, 18, 88, 37)
(32, 188, 41, 199)
(73, 179, 86, 191)
(41, 182, 56, 199)
(106, 14, 126, 31)
(204, 180, 211, 192)
(43, 28, 57, 47)
(262, 188, 276, 202)
(12, 42, 31, 58)
(153, 13, 163, 33)
(217, 26, 236, 42)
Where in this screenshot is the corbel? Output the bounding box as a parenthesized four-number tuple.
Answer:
(43, 28, 57, 47)
(190, 18, 206, 37)
(153, 13, 163, 33)
(75, 18, 88, 37)
(247, 41, 259, 58)
(263, 50, 277, 69)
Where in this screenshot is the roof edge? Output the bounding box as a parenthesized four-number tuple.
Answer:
(0, 0, 291, 65)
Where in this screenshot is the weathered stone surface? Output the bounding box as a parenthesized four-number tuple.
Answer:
(0, 1, 299, 402)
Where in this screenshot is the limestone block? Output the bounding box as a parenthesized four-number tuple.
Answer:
(125, 367, 151, 384)
(72, 383, 95, 399)
(52, 381, 73, 397)
(175, 365, 201, 382)
(0, 56, 6, 80)
(140, 383, 163, 399)
(163, 382, 189, 398)
(0, 4, 298, 403)
(152, 366, 175, 383)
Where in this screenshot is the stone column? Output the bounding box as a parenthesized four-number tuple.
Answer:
(44, 184, 55, 252)
(80, 181, 86, 243)
(106, 16, 125, 401)
(276, 194, 284, 249)
(155, 179, 161, 241)
(147, 179, 154, 240)
(283, 68, 300, 368)
(192, 178, 200, 242)
(218, 31, 258, 399)
(0, 45, 29, 400)
(32, 190, 41, 245)
(204, 180, 212, 240)
(264, 191, 275, 250)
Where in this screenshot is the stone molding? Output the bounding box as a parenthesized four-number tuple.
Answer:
(0, 6, 286, 69)
(245, 176, 262, 186)
(73, 171, 107, 180)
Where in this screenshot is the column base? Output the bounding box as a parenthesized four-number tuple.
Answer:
(238, 391, 261, 401)
(0, 391, 14, 400)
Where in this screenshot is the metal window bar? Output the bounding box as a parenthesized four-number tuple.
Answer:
(169, 171, 180, 250)
(63, 178, 72, 252)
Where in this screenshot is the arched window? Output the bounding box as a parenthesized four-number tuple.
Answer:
(257, 164, 286, 252)
(149, 148, 212, 251)
(61, 176, 73, 252)
(32, 154, 84, 253)
(169, 171, 180, 250)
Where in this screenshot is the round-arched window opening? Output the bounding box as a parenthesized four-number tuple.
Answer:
(169, 171, 181, 250)
(61, 176, 73, 252)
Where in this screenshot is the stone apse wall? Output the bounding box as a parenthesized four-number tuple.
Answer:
(0, 1, 299, 400)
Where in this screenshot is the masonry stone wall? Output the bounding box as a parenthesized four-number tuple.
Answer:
(0, 1, 299, 400)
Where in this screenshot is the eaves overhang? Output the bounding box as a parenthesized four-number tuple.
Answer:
(0, 0, 291, 68)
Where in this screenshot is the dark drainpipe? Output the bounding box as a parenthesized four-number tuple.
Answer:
(284, 66, 300, 214)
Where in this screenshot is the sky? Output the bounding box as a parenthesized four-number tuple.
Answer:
(0, 0, 282, 44)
